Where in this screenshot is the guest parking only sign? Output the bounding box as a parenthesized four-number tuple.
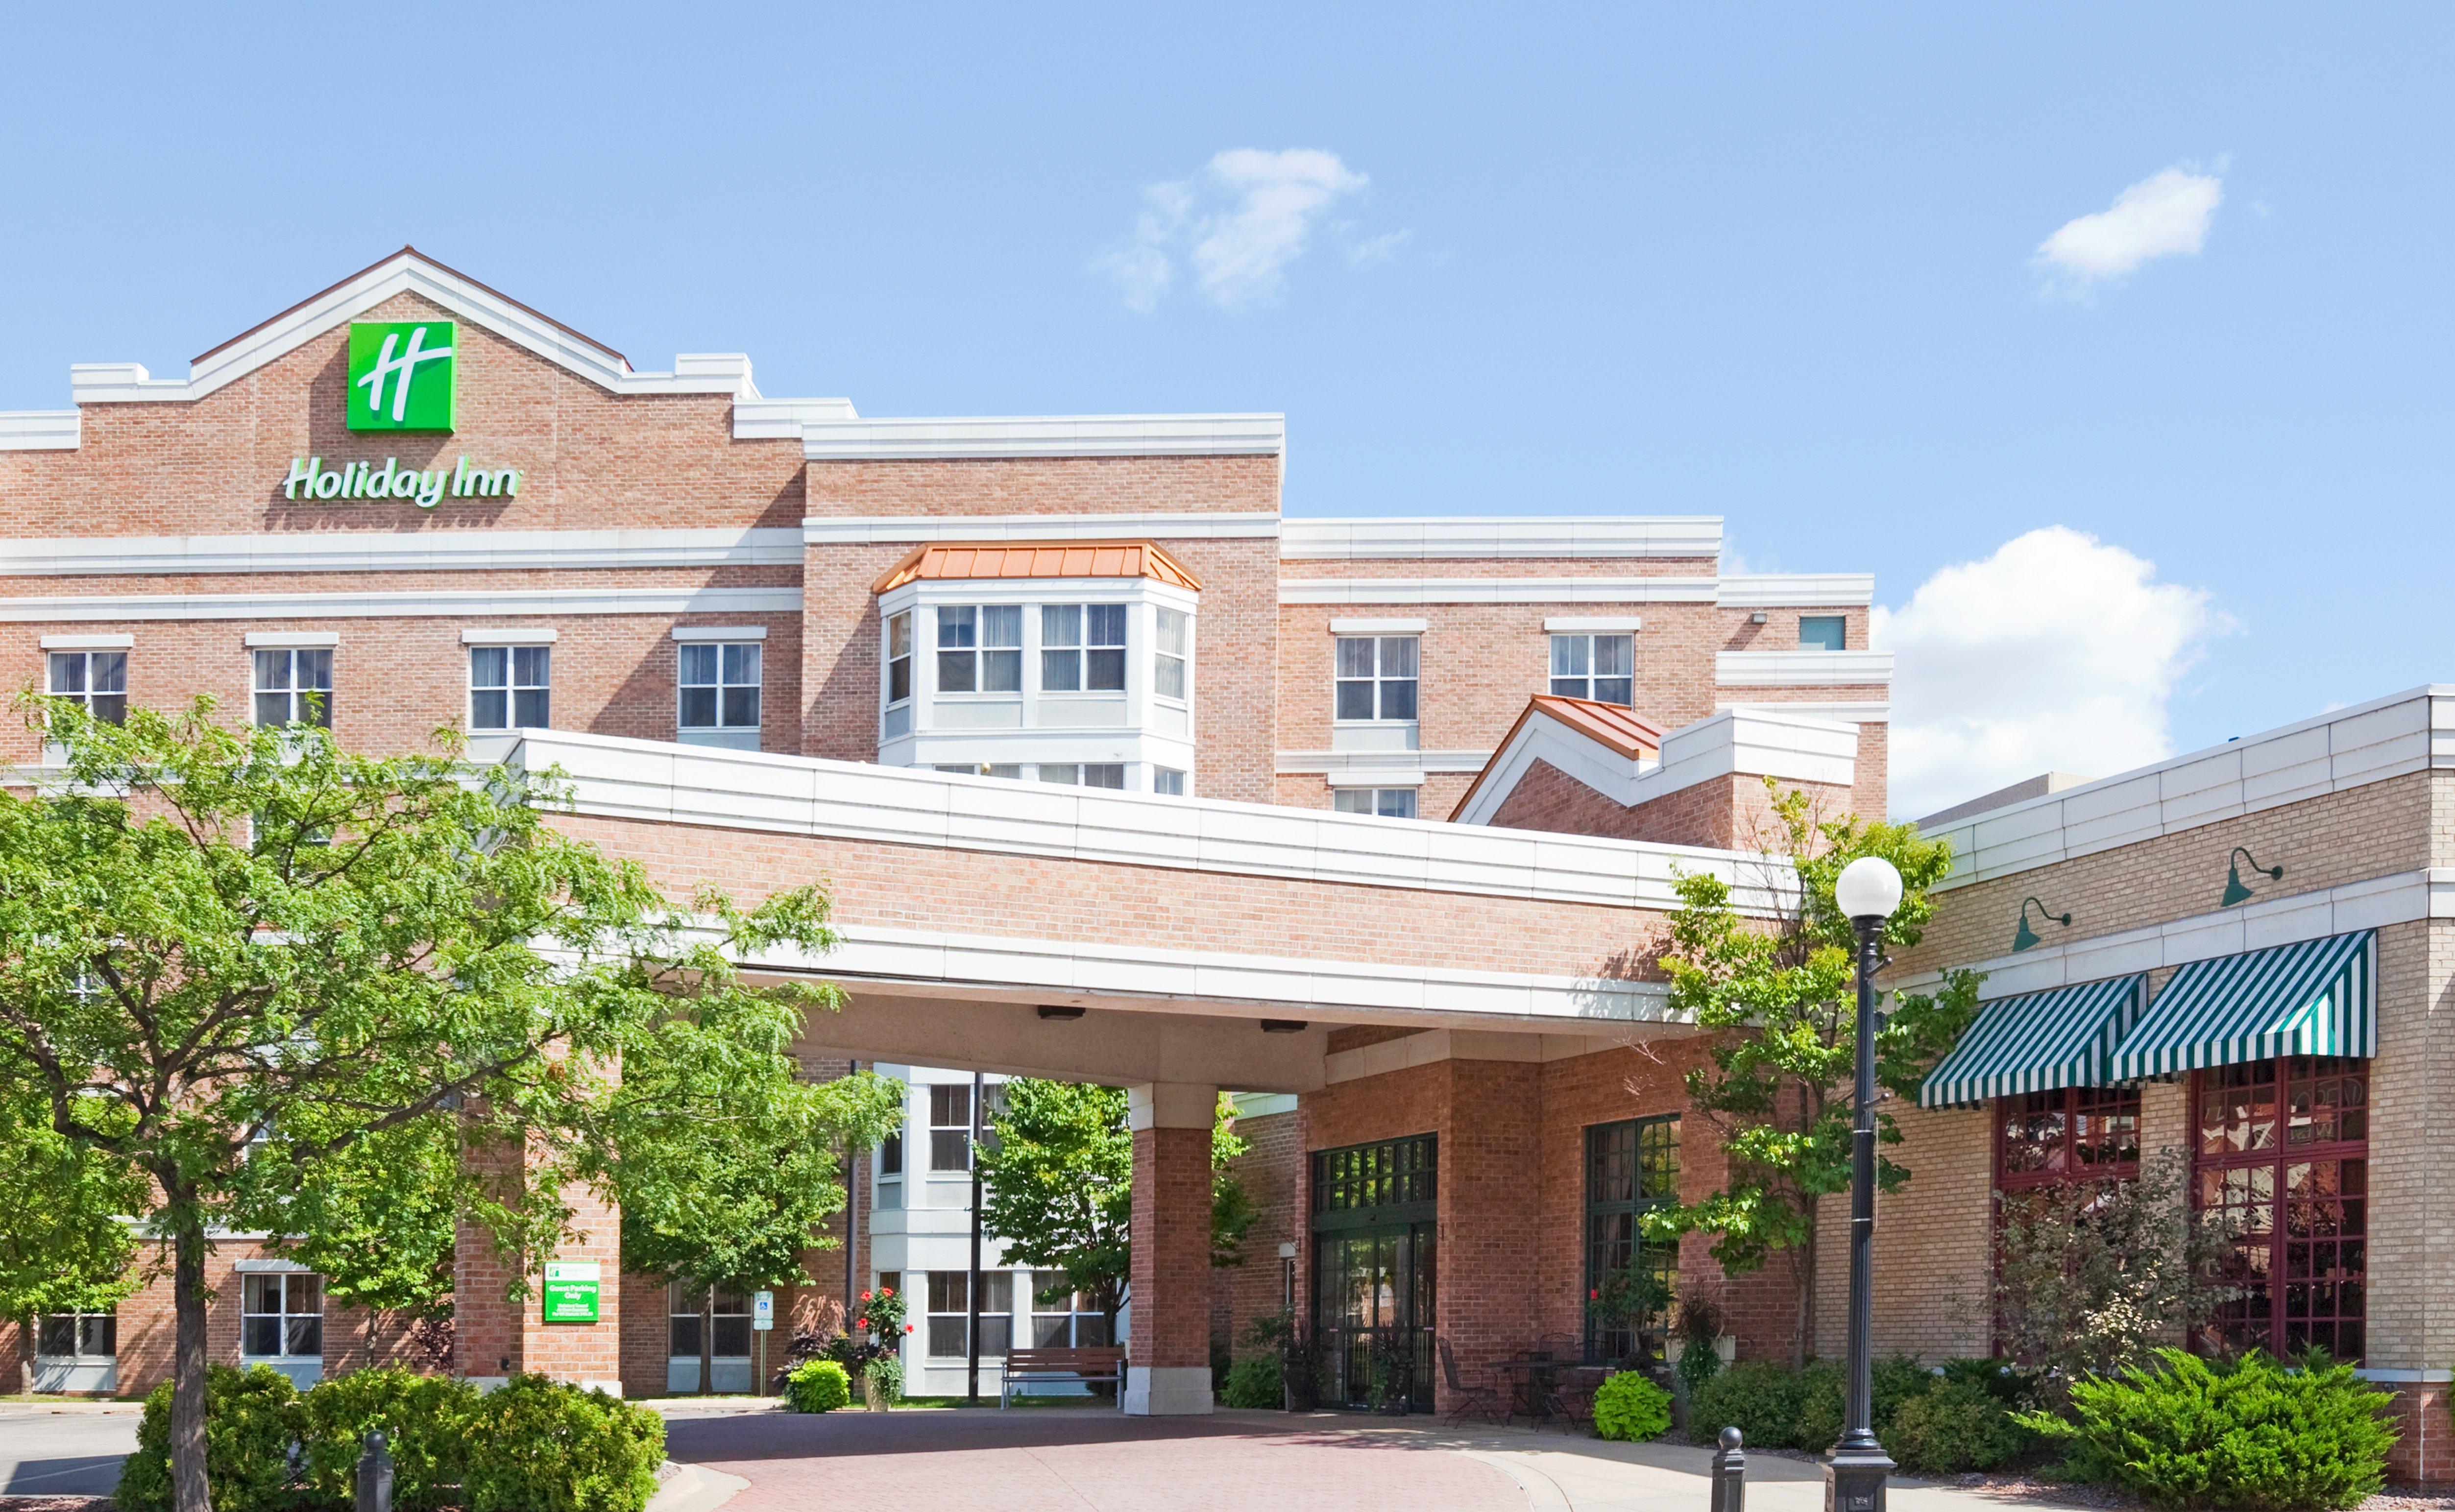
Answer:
(542, 1262, 602, 1323)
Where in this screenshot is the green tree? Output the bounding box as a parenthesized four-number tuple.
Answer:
(0, 1082, 148, 1331)
(977, 1081, 1252, 1335)
(1644, 782, 1980, 1365)
(0, 696, 850, 1512)
(606, 1013, 901, 1393)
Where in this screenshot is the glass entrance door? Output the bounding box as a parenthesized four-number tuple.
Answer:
(1309, 1134, 1437, 1411)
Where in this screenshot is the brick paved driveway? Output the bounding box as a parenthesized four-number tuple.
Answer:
(661, 1407, 1533, 1512)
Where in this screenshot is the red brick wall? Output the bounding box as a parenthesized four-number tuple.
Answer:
(1130, 1125, 1215, 1373)
(1213, 1108, 1301, 1363)
(1484, 759, 1856, 851)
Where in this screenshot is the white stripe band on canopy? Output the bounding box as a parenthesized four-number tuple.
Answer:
(1918, 974, 2145, 1108)
(2105, 930, 2376, 1082)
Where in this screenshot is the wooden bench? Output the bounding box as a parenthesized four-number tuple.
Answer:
(999, 1345, 1127, 1408)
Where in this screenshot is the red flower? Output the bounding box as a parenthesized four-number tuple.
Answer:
(879, 1286, 895, 1297)
(1589, 1289, 1599, 1300)
(859, 1290, 872, 1302)
(904, 1323, 915, 1333)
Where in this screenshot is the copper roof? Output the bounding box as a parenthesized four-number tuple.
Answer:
(1447, 695, 1666, 820)
(871, 540, 1204, 594)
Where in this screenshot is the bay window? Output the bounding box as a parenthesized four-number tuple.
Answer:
(884, 610, 914, 736)
(1154, 608, 1190, 702)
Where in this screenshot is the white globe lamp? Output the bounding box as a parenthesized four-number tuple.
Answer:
(1833, 856, 1903, 923)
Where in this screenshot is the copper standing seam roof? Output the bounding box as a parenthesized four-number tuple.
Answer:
(1447, 695, 1668, 821)
(871, 540, 1206, 594)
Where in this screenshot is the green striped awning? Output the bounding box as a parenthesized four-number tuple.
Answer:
(2106, 930, 2377, 1082)
(1918, 974, 2144, 1108)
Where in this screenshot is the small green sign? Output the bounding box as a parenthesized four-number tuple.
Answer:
(347, 320, 457, 432)
(542, 1262, 601, 1324)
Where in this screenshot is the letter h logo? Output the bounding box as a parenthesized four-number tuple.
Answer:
(347, 320, 457, 432)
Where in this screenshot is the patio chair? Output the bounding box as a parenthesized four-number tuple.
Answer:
(1437, 1338, 1505, 1426)
(1542, 1367, 1603, 1435)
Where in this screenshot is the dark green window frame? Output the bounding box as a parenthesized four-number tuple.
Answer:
(1312, 1132, 1436, 1228)
(1584, 1114, 1679, 1366)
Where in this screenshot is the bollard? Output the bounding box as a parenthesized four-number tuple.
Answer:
(1710, 1425, 1746, 1512)
(356, 1429, 394, 1512)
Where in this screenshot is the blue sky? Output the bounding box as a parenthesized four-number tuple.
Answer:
(2, 5, 2449, 813)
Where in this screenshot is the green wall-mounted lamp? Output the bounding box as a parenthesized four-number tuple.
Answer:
(2012, 896, 2071, 953)
(2221, 847, 2284, 908)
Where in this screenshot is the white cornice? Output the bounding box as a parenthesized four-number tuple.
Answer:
(802, 414, 1285, 461)
(0, 410, 79, 451)
(1925, 686, 2455, 890)
(1454, 706, 1858, 828)
(1281, 578, 1718, 606)
(1274, 750, 1496, 776)
(1717, 574, 1876, 607)
(1893, 868, 2455, 1000)
(0, 585, 800, 624)
(728, 396, 861, 439)
(802, 512, 1281, 544)
(0, 527, 803, 577)
(1715, 649, 1895, 687)
(485, 727, 1800, 917)
(1280, 517, 1722, 560)
(1717, 700, 1890, 724)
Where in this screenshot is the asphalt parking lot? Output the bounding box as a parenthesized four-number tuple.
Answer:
(0, 1407, 139, 1497)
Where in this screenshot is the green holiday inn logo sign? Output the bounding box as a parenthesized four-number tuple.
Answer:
(348, 320, 456, 431)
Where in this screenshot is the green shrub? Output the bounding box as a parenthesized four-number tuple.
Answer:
(118, 1364, 305, 1512)
(296, 1368, 477, 1512)
(462, 1374, 665, 1512)
(1688, 1356, 1939, 1451)
(2020, 1348, 2397, 1511)
(1592, 1372, 1675, 1441)
(1219, 1354, 1284, 1410)
(784, 1359, 852, 1414)
(1890, 1377, 2037, 1476)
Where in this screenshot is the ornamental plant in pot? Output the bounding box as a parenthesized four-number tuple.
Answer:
(846, 1286, 913, 1410)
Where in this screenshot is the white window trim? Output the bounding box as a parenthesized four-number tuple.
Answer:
(468, 643, 551, 732)
(461, 627, 559, 646)
(1327, 617, 1428, 634)
(1325, 770, 1428, 789)
(677, 639, 763, 738)
(673, 624, 769, 642)
(1332, 633, 1421, 726)
(1543, 617, 1642, 632)
(40, 633, 132, 649)
(244, 631, 339, 648)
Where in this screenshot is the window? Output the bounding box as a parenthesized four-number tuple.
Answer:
(2194, 1056, 2368, 1362)
(36, 1309, 116, 1359)
(1549, 634, 1633, 705)
(1335, 636, 1418, 721)
(241, 1273, 322, 1358)
(679, 643, 760, 732)
(47, 651, 127, 724)
(929, 1083, 974, 1171)
(884, 611, 914, 736)
(936, 763, 1023, 779)
(1310, 1136, 1437, 1411)
(1585, 1116, 1680, 1364)
(1031, 1272, 1111, 1347)
(1153, 768, 1186, 796)
(252, 649, 332, 728)
(1037, 763, 1124, 789)
(938, 606, 1022, 694)
(880, 1120, 904, 1177)
(469, 646, 550, 730)
(1154, 608, 1190, 702)
(667, 1285, 752, 1359)
(1799, 615, 1847, 651)
(1043, 604, 1127, 693)
(1995, 1085, 2141, 1190)
(1313, 1134, 1437, 1214)
(925, 1271, 1012, 1358)
(1334, 789, 1418, 819)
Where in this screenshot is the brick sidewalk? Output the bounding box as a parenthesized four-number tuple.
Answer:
(661, 1407, 1535, 1512)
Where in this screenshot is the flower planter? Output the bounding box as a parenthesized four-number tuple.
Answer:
(862, 1374, 892, 1412)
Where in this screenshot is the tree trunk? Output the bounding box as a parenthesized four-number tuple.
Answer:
(170, 1200, 211, 1512)
(699, 1289, 714, 1396)
(1793, 1194, 1818, 1370)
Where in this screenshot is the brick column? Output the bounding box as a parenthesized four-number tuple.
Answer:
(453, 1132, 624, 1396)
(1126, 1082, 1216, 1416)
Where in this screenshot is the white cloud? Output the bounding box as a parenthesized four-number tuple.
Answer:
(1876, 527, 2226, 819)
(2034, 163, 2224, 294)
(1093, 149, 1395, 312)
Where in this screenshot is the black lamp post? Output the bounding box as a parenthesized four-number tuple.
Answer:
(1827, 855, 1902, 1512)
